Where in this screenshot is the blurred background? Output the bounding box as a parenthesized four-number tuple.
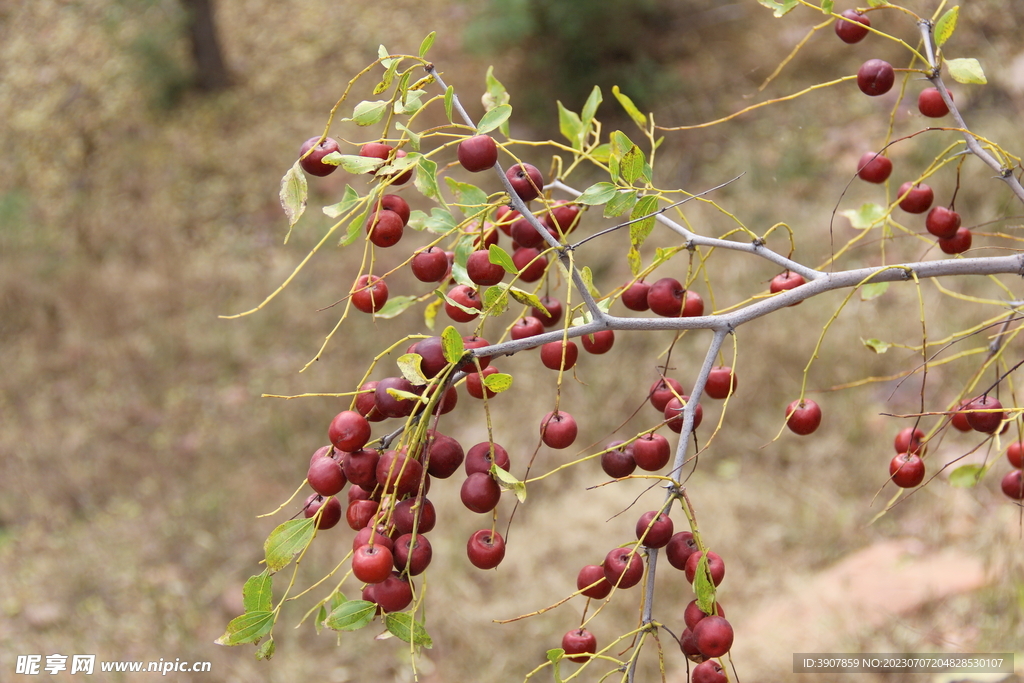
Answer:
(2, 0, 1023, 681)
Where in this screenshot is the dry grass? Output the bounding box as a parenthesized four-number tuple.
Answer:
(1, 1, 1023, 682)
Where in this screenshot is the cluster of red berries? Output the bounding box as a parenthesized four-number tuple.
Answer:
(837, 11, 972, 255)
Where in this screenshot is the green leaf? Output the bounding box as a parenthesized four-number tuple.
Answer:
(216, 611, 275, 646)
(866, 0, 890, 7)
(579, 266, 600, 298)
(620, 145, 645, 185)
(483, 372, 513, 394)
(477, 103, 512, 135)
(322, 185, 361, 219)
(934, 6, 958, 46)
(325, 600, 377, 631)
(840, 202, 885, 229)
(581, 86, 602, 126)
(443, 85, 454, 123)
(387, 387, 427, 404)
(557, 101, 584, 150)
(374, 295, 418, 319)
(395, 88, 427, 115)
(341, 205, 370, 246)
(492, 464, 526, 502)
(488, 244, 517, 274)
(627, 247, 643, 277)
(820, 0, 834, 14)
(242, 570, 273, 614)
(378, 44, 394, 69)
(862, 338, 892, 354)
(945, 57, 986, 84)
(629, 195, 659, 253)
(395, 122, 421, 152)
(397, 353, 428, 386)
(279, 162, 307, 241)
(441, 326, 464, 363)
(346, 100, 389, 126)
(377, 151, 420, 177)
(451, 235, 475, 287)
(507, 286, 547, 312)
(374, 57, 400, 95)
(756, 0, 799, 15)
(424, 296, 442, 330)
(692, 552, 717, 613)
(414, 157, 441, 200)
(590, 143, 611, 163)
(860, 281, 889, 300)
(408, 207, 456, 234)
(323, 153, 384, 175)
(949, 463, 985, 488)
(612, 85, 646, 129)
(264, 518, 316, 572)
(418, 32, 436, 58)
(577, 182, 619, 206)
(444, 177, 489, 210)
(604, 189, 638, 218)
(483, 66, 511, 137)
(255, 636, 275, 660)
(482, 284, 509, 315)
(547, 648, 565, 664)
(384, 612, 433, 648)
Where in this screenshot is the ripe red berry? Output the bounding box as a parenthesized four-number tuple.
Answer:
(577, 564, 612, 599)
(603, 547, 644, 589)
(632, 432, 672, 471)
(307, 452, 347, 497)
(329, 410, 372, 452)
(926, 206, 961, 239)
(691, 659, 727, 683)
(635, 510, 674, 548)
(466, 529, 506, 569)
(684, 599, 725, 630)
(372, 572, 413, 612)
(1001, 469, 1024, 500)
(543, 202, 582, 235)
(897, 182, 934, 214)
(465, 441, 510, 475)
(581, 329, 615, 354)
(506, 163, 545, 202)
(938, 227, 972, 255)
(835, 9, 870, 43)
(770, 271, 805, 306)
(532, 296, 563, 327)
(665, 531, 698, 570)
(621, 280, 651, 311)
(561, 628, 597, 663)
(364, 210, 404, 248)
(466, 249, 505, 286)
(705, 366, 736, 400)
(918, 87, 952, 118)
(601, 441, 637, 478)
(392, 533, 433, 575)
(786, 399, 822, 435)
(352, 544, 395, 584)
(298, 136, 340, 177)
(684, 550, 726, 587)
(965, 396, 1004, 433)
(889, 452, 925, 488)
(460, 472, 501, 513)
(540, 411, 578, 449)
(857, 59, 895, 97)
(376, 451, 424, 498)
(649, 377, 684, 412)
(665, 395, 703, 433)
(458, 134, 499, 172)
(1006, 442, 1024, 469)
(410, 247, 449, 283)
(304, 494, 343, 530)
(894, 427, 926, 455)
(950, 400, 973, 432)
(393, 497, 436, 535)
(540, 340, 578, 371)
(351, 274, 389, 313)
(444, 284, 482, 322)
(647, 277, 686, 317)
(693, 615, 734, 658)
(511, 247, 547, 282)
(857, 151, 893, 183)
(466, 365, 499, 399)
